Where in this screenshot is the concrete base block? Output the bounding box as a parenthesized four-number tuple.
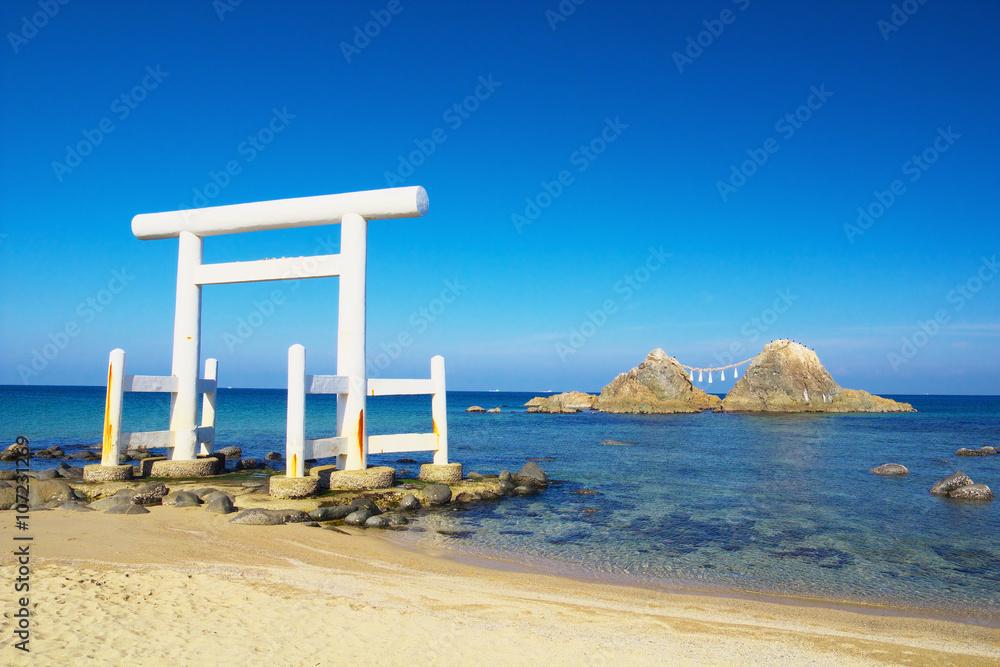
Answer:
(149, 458, 217, 478)
(419, 463, 463, 484)
(327, 466, 395, 491)
(201, 452, 226, 472)
(307, 464, 339, 490)
(269, 474, 321, 499)
(139, 456, 168, 477)
(83, 464, 134, 483)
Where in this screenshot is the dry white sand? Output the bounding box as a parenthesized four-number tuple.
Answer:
(3, 507, 999, 666)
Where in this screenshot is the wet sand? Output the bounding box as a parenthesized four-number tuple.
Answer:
(3, 507, 999, 666)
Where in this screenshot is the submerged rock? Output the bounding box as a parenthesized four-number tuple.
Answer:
(513, 462, 548, 487)
(594, 349, 721, 414)
(229, 508, 308, 525)
(399, 494, 421, 511)
(869, 463, 909, 476)
(423, 484, 452, 505)
(721, 340, 915, 413)
(309, 505, 353, 522)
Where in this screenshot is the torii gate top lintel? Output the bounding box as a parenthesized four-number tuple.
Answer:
(131, 185, 428, 240)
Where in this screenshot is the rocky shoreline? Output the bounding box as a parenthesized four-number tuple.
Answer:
(0, 441, 553, 529)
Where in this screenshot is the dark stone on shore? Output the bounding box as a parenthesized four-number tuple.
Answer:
(0, 488, 18, 510)
(204, 495, 236, 514)
(235, 458, 262, 470)
(399, 494, 421, 511)
(480, 490, 502, 501)
(216, 446, 242, 459)
(454, 491, 481, 503)
(29, 480, 80, 506)
(68, 451, 99, 460)
(948, 484, 994, 501)
(56, 463, 84, 479)
(265, 451, 283, 461)
(229, 508, 309, 525)
(513, 462, 548, 487)
(423, 484, 452, 505)
(466, 472, 484, 480)
(365, 515, 389, 528)
(350, 497, 381, 515)
(114, 488, 136, 498)
(309, 505, 353, 522)
(303, 521, 320, 527)
(36, 468, 59, 480)
(126, 449, 155, 460)
(482, 473, 499, 479)
(193, 487, 221, 500)
(499, 479, 516, 494)
(163, 491, 202, 507)
(396, 458, 418, 464)
(89, 495, 131, 511)
(869, 464, 909, 476)
(131, 482, 169, 505)
(499, 470, 512, 482)
(106, 503, 150, 515)
(55, 500, 95, 512)
(929, 471, 974, 496)
(344, 509, 373, 526)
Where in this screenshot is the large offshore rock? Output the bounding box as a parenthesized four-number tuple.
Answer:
(593, 349, 722, 414)
(721, 340, 915, 413)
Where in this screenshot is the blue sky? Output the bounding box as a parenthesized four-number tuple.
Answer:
(1, 0, 998, 394)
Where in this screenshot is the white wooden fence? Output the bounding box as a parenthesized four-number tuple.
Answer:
(284, 344, 448, 477)
(101, 348, 217, 466)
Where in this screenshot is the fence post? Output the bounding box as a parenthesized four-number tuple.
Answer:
(337, 213, 368, 471)
(431, 355, 448, 465)
(287, 344, 307, 477)
(169, 230, 203, 460)
(199, 357, 218, 455)
(101, 348, 126, 466)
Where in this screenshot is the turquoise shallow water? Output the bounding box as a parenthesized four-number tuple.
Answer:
(2, 386, 998, 622)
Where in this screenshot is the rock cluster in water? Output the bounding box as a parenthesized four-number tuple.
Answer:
(929, 471, 994, 501)
(521, 340, 915, 414)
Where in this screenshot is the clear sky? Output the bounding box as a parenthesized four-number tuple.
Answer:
(1, 0, 998, 394)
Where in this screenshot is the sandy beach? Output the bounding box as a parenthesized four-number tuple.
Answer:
(3, 506, 998, 666)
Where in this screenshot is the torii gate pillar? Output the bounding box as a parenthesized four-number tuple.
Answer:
(170, 230, 204, 461)
(337, 213, 367, 471)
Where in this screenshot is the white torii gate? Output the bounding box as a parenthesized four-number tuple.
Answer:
(116, 185, 445, 474)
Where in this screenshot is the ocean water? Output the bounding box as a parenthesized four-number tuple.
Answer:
(2, 386, 998, 623)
